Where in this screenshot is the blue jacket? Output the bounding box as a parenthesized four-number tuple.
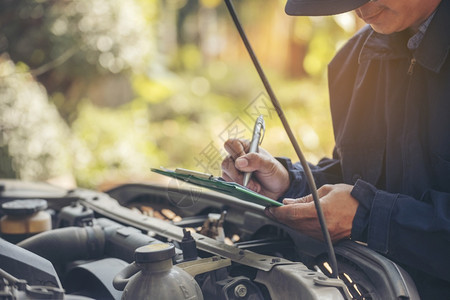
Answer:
(280, 1, 450, 298)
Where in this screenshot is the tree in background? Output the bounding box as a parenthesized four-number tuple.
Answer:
(0, 0, 155, 120)
(0, 0, 156, 187)
(0, 56, 73, 184)
(0, 0, 361, 188)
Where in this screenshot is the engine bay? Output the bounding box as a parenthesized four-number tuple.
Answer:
(0, 179, 420, 299)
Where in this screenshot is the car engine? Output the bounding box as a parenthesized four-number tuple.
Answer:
(0, 179, 420, 299)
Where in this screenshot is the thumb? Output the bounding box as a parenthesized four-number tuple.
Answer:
(234, 152, 265, 173)
(265, 202, 312, 222)
(237, 151, 278, 175)
(235, 156, 250, 170)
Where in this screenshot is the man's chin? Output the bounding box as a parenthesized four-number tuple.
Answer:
(369, 24, 396, 35)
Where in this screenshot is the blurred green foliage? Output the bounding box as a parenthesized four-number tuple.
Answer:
(0, 0, 360, 188)
(0, 58, 73, 181)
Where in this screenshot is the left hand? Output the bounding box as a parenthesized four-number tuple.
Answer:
(265, 184, 359, 242)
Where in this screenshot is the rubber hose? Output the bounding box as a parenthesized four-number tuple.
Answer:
(17, 226, 105, 273)
(112, 262, 140, 291)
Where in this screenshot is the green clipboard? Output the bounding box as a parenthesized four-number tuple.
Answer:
(151, 167, 283, 207)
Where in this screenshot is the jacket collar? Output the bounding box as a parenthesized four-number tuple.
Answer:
(358, 0, 450, 73)
(415, 0, 450, 73)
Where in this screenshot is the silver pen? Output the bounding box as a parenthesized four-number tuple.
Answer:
(243, 114, 265, 187)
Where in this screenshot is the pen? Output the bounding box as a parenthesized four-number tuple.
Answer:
(243, 114, 265, 187)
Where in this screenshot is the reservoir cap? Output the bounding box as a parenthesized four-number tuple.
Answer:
(1, 199, 48, 216)
(135, 243, 176, 263)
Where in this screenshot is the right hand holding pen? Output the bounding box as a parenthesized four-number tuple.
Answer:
(221, 139, 290, 200)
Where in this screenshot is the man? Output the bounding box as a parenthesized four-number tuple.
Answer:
(221, 0, 450, 298)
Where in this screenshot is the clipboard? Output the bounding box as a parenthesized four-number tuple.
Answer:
(151, 167, 283, 207)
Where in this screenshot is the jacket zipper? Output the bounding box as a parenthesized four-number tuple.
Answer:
(407, 57, 416, 75)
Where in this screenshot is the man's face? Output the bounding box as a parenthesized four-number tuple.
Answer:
(355, 0, 441, 34)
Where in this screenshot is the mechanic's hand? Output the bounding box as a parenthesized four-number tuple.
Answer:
(221, 138, 290, 200)
(265, 184, 358, 242)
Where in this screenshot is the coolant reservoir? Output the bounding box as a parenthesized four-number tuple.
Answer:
(0, 199, 51, 243)
(122, 243, 203, 300)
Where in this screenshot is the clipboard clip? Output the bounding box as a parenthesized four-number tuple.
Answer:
(175, 168, 214, 180)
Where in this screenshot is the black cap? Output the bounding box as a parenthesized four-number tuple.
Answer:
(1, 199, 48, 216)
(285, 0, 369, 16)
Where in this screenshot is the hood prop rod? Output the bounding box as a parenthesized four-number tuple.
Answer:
(223, 0, 338, 278)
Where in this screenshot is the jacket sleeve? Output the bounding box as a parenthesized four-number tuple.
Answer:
(351, 179, 450, 282)
(276, 153, 343, 199)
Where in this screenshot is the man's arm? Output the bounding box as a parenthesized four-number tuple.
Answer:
(351, 179, 450, 282)
(276, 153, 344, 199)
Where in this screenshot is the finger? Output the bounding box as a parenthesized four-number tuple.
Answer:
(246, 179, 261, 193)
(221, 173, 233, 182)
(234, 152, 265, 173)
(224, 139, 250, 160)
(221, 146, 264, 189)
(283, 186, 332, 205)
(282, 195, 313, 205)
(223, 167, 261, 191)
(317, 184, 333, 198)
(264, 206, 277, 220)
(282, 198, 297, 205)
(266, 202, 316, 223)
(221, 156, 243, 183)
(221, 155, 235, 173)
(237, 151, 274, 174)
